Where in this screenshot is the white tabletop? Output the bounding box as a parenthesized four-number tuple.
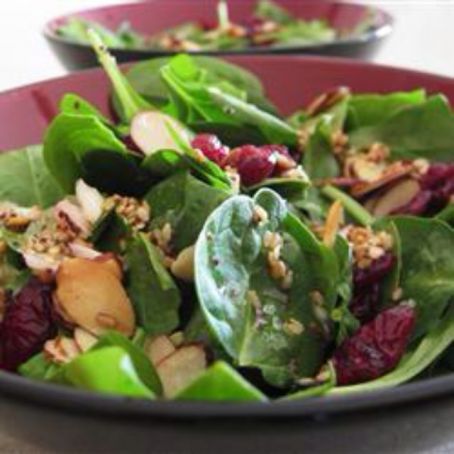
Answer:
(0, 0, 453, 93)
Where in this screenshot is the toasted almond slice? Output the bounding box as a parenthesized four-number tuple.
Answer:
(75, 179, 104, 224)
(74, 328, 98, 352)
(144, 335, 176, 366)
(170, 245, 195, 282)
(130, 111, 190, 156)
(44, 336, 80, 364)
(306, 86, 350, 117)
(372, 179, 420, 217)
(351, 164, 413, 197)
(55, 257, 135, 337)
(323, 200, 344, 248)
(156, 344, 207, 398)
(169, 331, 184, 348)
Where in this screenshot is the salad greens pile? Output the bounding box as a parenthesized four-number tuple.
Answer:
(2, 32, 454, 403)
(56, 0, 376, 52)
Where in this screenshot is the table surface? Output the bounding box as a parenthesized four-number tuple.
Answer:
(0, 0, 453, 452)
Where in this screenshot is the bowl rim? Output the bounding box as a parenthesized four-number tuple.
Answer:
(2, 54, 454, 420)
(42, 0, 394, 56)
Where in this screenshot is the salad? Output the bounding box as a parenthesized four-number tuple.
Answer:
(1, 31, 454, 403)
(56, 0, 376, 52)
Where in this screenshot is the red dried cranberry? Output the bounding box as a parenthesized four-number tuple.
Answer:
(354, 253, 395, 289)
(0, 278, 57, 371)
(225, 145, 277, 186)
(191, 134, 229, 167)
(333, 304, 416, 385)
(351, 253, 395, 323)
(350, 283, 380, 324)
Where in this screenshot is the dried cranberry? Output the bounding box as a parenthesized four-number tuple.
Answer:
(350, 283, 380, 324)
(191, 134, 229, 167)
(225, 145, 277, 186)
(0, 278, 57, 371)
(333, 304, 416, 385)
(351, 253, 395, 323)
(354, 253, 395, 289)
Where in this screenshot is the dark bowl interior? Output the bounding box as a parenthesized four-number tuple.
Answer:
(1, 56, 454, 452)
(43, 0, 394, 70)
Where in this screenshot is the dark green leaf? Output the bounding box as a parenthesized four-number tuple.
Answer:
(146, 171, 229, 252)
(125, 233, 181, 335)
(43, 113, 127, 193)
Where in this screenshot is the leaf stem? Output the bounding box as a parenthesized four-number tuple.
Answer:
(321, 185, 374, 226)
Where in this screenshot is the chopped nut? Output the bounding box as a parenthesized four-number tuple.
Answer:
(170, 245, 195, 282)
(74, 328, 98, 352)
(283, 318, 304, 336)
(263, 231, 282, 250)
(169, 331, 184, 348)
(252, 205, 269, 224)
(44, 336, 81, 364)
(144, 335, 176, 366)
(392, 287, 403, 301)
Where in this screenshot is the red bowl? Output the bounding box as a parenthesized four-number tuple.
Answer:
(43, 0, 393, 70)
(1, 56, 454, 453)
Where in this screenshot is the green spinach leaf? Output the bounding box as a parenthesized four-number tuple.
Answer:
(64, 346, 154, 398)
(0, 146, 64, 207)
(176, 361, 266, 401)
(195, 189, 338, 387)
(125, 233, 181, 335)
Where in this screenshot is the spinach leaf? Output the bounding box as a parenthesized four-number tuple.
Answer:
(330, 306, 454, 395)
(436, 204, 454, 227)
(90, 209, 131, 253)
(87, 29, 153, 123)
(392, 216, 454, 336)
(246, 177, 309, 202)
(176, 361, 266, 401)
(125, 233, 181, 335)
(350, 95, 454, 161)
(207, 87, 298, 147)
(146, 171, 229, 252)
(159, 55, 297, 147)
(141, 149, 186, 179)
(93, 330, 162, 394)
(303, 122, 339, 180)
(195, 189, 338, 387)
(59, 93, 112, 127)
(80, 149, 153, 197)
(43, 113, 127, 193)
(19, 352, 62, 381)
(0, 146, 64, 207)
(347, 89, 426, 130)
(64, 346, 154, 398)
(115, 56, 277, 117)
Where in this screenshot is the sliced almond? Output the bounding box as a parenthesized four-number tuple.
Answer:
(169, 331, 184, 348)
(74, 328, 98, 352)
(351, 163, 413, 197)
(75, 179, 104, 224)
(55, 257, 135, 337)
(44, 336, 81, 364)
(54, 200, 90, 237)
(130, 111, 190, 156)
(170, 245, 195, 282)
(349, 157, 387, 183)
(144, 335, 176, 366)
(306, 86, 350, 117)
(156, 344, 207, 398)
(372, 179, 420, 217)
(323, 200, 344, 248)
